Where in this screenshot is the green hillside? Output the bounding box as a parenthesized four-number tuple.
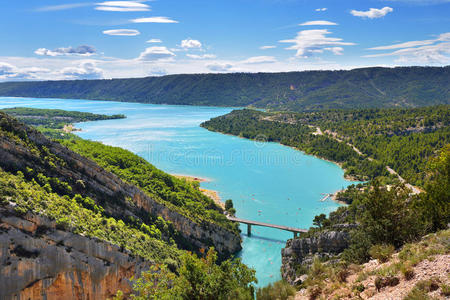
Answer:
(0, 66, 448, 111)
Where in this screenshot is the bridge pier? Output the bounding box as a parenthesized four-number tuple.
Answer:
(294, 232, 298, 238)
(247, 224, 252, 236)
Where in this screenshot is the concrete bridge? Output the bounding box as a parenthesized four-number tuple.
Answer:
(226, 216, 307, 238)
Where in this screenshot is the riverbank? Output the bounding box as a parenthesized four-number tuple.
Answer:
(172, 174, 225, 209)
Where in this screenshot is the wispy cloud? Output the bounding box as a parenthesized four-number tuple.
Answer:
(315, 8, 327, 12)
(147, 39, 162, 43)
(95, 1, 151, 12)
(103, 29, 140, 36)
(260, 45, 277, 50)
(36, 3, 92, 12)
(299, 20, 338, 26)
(131, 16, 179, 23)
(35, 45, 96, 57)
(206, 62, 233, 72)
(351, 7, 393, 19)
(242, 56, 277, 64)
(186, 54, 216, 59)
(279, 29, 355, 57)
(137, 46, 176, 61)
(365, 32, 450, 63)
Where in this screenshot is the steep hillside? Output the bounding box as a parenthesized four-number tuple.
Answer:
(0, 112, 240, 256)
(0, 66, 448, 111)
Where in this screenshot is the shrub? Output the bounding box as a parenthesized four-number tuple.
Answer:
(374, 276, 399, 291)
(369, 244, 395, 263)
(256, 280, 295, 300)
(441, 283, 450, 297)
(400, 264, 415, 281)
(352, 283, 365, 293)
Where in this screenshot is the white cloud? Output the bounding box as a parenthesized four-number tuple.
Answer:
(368, 33, 450, 50)
(35, 45, 96, 57)
(181, 39, 202, 49)
(0, 62, 51, 80)
(103, 29, 140, 36)
(206, 63, 233, 72)
(324, 47, 344, 55)
(279, 29, 355, 57)
(242, 56, 277, 64)
(137, 47, 176, 61)
(131, 17, 179, 23)
(350, 7, 393, 19)
(60, 61, 104, 79)
(95, 1, 150, 12)
(147, 39, 162, 43)
(299, 20, 338, 26)
(365, 32, 450, 64)
(36, 3, 92, 12)
(186, 54, 216, 59)
(315, 8, 327, 12)
(260, 45, 276, 50)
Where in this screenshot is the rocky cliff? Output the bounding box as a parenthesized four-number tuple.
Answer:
(281, 231, 350, 284)
(0, 206, 150, 300)
(0, 112, 241, 257)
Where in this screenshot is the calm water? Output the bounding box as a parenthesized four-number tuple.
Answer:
(0, 97, 357, 287)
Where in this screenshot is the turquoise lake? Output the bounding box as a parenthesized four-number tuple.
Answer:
(0, 97, 357, 287)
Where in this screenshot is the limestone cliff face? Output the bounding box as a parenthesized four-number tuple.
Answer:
(281, 231, 350, 284)
(0, 114, 241, 257)
(0, 206, 150, 300)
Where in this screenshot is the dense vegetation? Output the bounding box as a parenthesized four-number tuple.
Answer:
(0, 66, 448, 111)
(0, 168, 181, 264)
(61, 139, 238, 233)
(279, 145, 449, 298)
(0, 107, 124, 129)
(115, 248, 257, 300)
(0, 110, 256, 298)
(202, 106, 449, 186)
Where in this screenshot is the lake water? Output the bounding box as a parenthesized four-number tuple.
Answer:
(0, 97, 357, 287)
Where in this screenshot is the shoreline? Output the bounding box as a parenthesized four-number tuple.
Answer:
(172, 174, 225, 209)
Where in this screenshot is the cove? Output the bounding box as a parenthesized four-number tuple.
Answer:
(0, 97, 358, 287)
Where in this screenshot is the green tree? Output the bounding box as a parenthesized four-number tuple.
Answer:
(419, 144, 450, 231)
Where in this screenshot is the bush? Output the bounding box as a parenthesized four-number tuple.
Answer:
(400, 264, 415, 281)
(256, 280, 295, 300)
(374, 276, 399, 291)
(441, 283, 450, 297)
(369, 244, 395, 263)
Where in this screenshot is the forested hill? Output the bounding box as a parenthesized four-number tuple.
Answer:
(0, 66, 448, 111)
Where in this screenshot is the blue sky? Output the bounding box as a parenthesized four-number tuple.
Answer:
(0, 0, 449, 80)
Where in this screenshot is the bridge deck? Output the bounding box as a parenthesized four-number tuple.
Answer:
(226, 216, 307, 233)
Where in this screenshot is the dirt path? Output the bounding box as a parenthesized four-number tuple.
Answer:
(319, 127, 420, 194)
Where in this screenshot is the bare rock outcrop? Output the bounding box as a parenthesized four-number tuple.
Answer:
(0, 206, 151, 300)
(281, 231, 350, 284)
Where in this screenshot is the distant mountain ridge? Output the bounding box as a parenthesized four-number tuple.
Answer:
(0, 66, 448, 111)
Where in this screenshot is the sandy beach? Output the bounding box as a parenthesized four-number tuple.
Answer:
(172, 174, 225, 209)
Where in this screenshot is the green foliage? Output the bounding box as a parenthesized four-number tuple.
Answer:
(404, 278, 441, 300)
(60, 139, 238, 233)
(202, 106, 449, 185)
(0, 66, 448, 111)
(312, 214, 330, 229)
(256, 280, 295, 300)
(368, 244, 395, 263)
(0, 168, 181, 263)
(0, 107, 125, 129)
(128, 248, 257, 300)
(419, 145, 450, 231)
(225, 199, 234, 211)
